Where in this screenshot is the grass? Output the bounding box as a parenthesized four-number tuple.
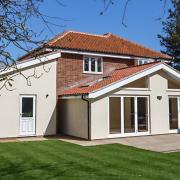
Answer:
(0, 140, 180, 180)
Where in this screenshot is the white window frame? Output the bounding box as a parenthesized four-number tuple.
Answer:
(138, 59, 154, 65)
(83, 56, 103, 74)
(168, 96, 180, 134)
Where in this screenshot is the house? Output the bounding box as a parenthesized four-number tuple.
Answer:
(0, 31, 179, 140)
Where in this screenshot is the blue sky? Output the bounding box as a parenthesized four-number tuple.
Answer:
(13, 0, 172, 58)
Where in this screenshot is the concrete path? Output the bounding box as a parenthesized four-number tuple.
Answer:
(59, 134, 180, 153)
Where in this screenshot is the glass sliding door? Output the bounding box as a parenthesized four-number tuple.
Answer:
(124, 97, 135, 133)
(109, 97, 121, 134)
(109, 96, 149, 136)
(169, 97, 179, 130)
(137, 97, 148, 132)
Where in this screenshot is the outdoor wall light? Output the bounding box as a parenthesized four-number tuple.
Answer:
(157, 96, 162, 100)
(46, 94, 49, 98)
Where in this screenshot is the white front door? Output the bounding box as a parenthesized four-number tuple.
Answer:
(20, 95, 36, 136)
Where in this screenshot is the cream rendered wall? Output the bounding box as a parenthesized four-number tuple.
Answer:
(149, 73, 169, 134)
(0, 60, 57, 138)
(90, 71, 180, 139)
(123, 77, 147, 88)
(91, 97, 109, 139)
(59, 99, 88, 139)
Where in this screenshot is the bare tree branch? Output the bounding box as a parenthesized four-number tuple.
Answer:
(156, 0, 168, 20)
(100, 0, 170, 27)
(122, 0, 132, 28)
(0, 0, 65, 91)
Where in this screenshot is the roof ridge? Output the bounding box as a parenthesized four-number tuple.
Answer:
(48, 30, 111, 45)
(68, 30, 110, 38)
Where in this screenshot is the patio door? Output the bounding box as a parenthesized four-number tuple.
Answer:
(137, 97, 149, 133)
(109, 96, 149, 137)
(124, 97, 135, 133)
(19, 95, 36, 136)
(169, 97, 180, 132)
(124, 97, 149, 135)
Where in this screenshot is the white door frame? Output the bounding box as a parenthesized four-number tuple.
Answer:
(19, 95, 36, 136)
(108, 95, 150, 138)
(169, 96, 180, 133)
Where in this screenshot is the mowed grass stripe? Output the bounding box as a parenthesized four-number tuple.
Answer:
(0, 140, 179, 180)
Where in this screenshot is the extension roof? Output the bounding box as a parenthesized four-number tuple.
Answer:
(59, 62, 158, 96)
(59, 62, 180, 98)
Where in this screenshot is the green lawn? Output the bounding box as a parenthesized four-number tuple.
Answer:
(0, 140, 180, 180)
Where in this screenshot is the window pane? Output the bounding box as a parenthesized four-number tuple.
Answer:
(91, 58, 95, 72)
(22, 98, 33, 117)
(97, 58, 102, 72)
(84, 58, 89, 72)
(109, 97, 121, 134)
(137, 97, 148, 132)
(124, 97, 135, 133)
(169, 98, 178, 130)
(138, 60, 143, 65)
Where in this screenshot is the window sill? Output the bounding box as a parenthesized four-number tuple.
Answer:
(83, 71, 103, 75)
(166, 89, 180, 92)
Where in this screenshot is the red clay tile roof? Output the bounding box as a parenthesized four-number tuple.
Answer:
(48, 31, 171, 59)
(59, 61, 161, 96)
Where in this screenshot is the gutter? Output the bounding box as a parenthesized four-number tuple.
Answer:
(82, 95, 91, 140)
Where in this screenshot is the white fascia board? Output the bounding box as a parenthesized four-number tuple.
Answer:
(162, 64, 180, 78)
(60, 95, 82, 99)
(0, 51, 61, 77)
(137, 58, 171, 62)
(60, 49, 155, 60)
(88, 63, 180, 99)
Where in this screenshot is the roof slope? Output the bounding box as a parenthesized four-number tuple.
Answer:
(59, 62, 161, 96)
(48, 31, 171, 59)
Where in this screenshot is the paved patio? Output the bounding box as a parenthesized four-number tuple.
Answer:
(1, 134, 180, 153)
(59, 134, 180, 153)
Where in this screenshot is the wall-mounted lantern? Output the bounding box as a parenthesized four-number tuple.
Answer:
(157, 96, 162, 100)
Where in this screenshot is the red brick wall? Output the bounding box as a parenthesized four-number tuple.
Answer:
(57, 53, 135, 93)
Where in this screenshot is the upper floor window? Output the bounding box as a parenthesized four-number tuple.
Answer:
(138, 59, 154, 65)
(83, 56, 103, 74)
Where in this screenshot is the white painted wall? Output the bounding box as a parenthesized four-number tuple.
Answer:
(90, 71, 180, 139)
(59, 99, 88, 139)
(0, 61, 57, 138)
